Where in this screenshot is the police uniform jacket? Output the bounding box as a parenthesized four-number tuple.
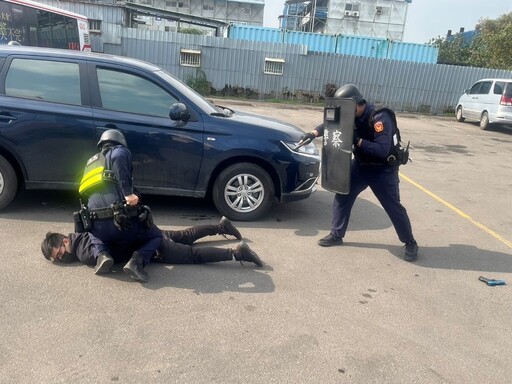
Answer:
(87, 145, 135, 210)
(314, 103, 396, 165)
(354, 104, 395, 165)
(63, 231, 170, 266)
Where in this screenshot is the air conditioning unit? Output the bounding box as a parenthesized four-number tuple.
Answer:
(376, 6, 382, 15)
(344, 11, 351, 16)
(352, 11, 359, 17)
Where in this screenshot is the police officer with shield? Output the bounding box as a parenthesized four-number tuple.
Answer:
(299, 84, 418, 261)
(77, 129, 162, 281)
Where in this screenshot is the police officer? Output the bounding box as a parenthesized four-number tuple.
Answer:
(41, 217, 263, 268)
(300, 84, 419, 261)
(78, 129, 162, 281)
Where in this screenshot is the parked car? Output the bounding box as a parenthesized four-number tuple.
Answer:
(0, 46, 320, 220)
(455, 78, 512, 130)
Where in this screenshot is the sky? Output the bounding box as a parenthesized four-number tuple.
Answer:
(263, 0, 512, 44)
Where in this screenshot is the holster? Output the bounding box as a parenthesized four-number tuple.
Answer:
(396, 147, 409, 165)
(387, 141, 410, 167)
(74, 207, 92, 233)
(111, 202, 138, 231)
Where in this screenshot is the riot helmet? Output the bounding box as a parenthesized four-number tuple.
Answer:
(97, 129, 127, 149)
(334, 84, 365, 104)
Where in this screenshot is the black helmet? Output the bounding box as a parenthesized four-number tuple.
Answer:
(334, 84, 365, 104)
(97, 129, 127, 149)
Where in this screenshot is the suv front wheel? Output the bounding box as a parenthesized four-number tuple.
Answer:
(212, 163, 274, 221)
(0, 155, 18, 210)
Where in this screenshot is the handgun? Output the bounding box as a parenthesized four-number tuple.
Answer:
(478, 276, 506, 286)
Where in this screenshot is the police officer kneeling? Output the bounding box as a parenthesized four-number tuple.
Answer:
(78, 129, 162, 281)
(300, 84, 419, 261)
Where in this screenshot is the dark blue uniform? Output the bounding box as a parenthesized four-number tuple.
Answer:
(319, 104, 414, 243)
(66, 225, 232, 266)
(86, 145, 162, 264)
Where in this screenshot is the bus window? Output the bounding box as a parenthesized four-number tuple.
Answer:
(1, 0, 90, 51)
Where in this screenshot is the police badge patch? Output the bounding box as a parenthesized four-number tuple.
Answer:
(374, 121, 384, 133)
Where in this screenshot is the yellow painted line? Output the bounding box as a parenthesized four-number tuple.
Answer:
(399, 172, 512, 249)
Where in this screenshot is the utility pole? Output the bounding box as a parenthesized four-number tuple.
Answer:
(310, 0, 317, 32)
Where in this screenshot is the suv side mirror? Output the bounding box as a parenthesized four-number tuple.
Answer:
(169, 102, 190, 121)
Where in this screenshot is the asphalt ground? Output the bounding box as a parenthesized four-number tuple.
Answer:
(1, 100, 511, 383)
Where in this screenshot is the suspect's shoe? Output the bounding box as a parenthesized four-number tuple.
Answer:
(219, 216, 242, 240)
(123, 251, 149, 282)
(318, 233, 343, 247)
(404, 240, 418, 262)
(233, 241, 263, 267)
(94, 252, 114, 275)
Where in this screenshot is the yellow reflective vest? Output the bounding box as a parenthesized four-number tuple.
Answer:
(79, 150, 118, 195)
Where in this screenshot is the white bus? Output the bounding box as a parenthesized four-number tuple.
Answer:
(0, 0, 91, 51)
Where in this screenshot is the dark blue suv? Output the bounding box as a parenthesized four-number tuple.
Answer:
(0, 46, 320, 220)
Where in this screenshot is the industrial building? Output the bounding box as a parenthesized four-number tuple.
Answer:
(128, 0, 264, 34)
(281, 0, 412, 41)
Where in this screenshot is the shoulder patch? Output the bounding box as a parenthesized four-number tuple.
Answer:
(374, 121, 384, 133)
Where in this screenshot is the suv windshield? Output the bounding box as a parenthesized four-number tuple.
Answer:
(156, 69, 223, 115)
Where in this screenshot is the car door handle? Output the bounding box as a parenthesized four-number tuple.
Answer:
(0, 113, 18, 124)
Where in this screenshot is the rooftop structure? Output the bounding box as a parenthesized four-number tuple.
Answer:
(281, 0, 412, 41)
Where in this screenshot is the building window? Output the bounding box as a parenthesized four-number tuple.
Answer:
(264, 58, 284, 75)
(239, 7, 251, 16)
(345, 3, 359, 11)
(89, 19, 102, 32)
(203, 3, 214, 11)
(180, 49, 201, 67)
(166, 1, 177, 6)
(178, 1, 189, 8)
(375, 6, 389, 15)
(344, 3, 360, 17)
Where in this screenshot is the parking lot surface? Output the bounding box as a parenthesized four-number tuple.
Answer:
(1, 100, 511, 383)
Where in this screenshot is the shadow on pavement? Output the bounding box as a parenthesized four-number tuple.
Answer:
(95, 262, 276, 294)
(345, 241, 512, 274)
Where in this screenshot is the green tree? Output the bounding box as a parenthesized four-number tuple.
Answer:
(432, 34, 472, 66)
(469, 13, 512, 70)
(432, 12, 512, 70)
(185, 69, 210, 95)
(178, 27, 204, 35)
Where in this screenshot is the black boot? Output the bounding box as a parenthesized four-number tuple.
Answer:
(233, 241, 263, 267)
(123, 251, 149, 282)
(94, 251, 114, 275)
(404, 240, 418, 262)
(218, 216, 242, 240)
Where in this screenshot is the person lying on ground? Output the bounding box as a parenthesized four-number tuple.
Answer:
(41, 217, 263, 272)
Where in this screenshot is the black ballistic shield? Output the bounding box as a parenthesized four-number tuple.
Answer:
(321, 98, 356, 195)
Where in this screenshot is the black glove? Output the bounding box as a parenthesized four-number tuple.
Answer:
(353, 132, 360, 146)
(299, 131, 316, 144)
(112, 203, 132, 231)
(138, 205, 154, 229)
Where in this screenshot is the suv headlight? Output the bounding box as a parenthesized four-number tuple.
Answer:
(282, 140, 319, 156)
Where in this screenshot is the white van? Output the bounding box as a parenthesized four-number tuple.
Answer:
(455, 78, 512, 130)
